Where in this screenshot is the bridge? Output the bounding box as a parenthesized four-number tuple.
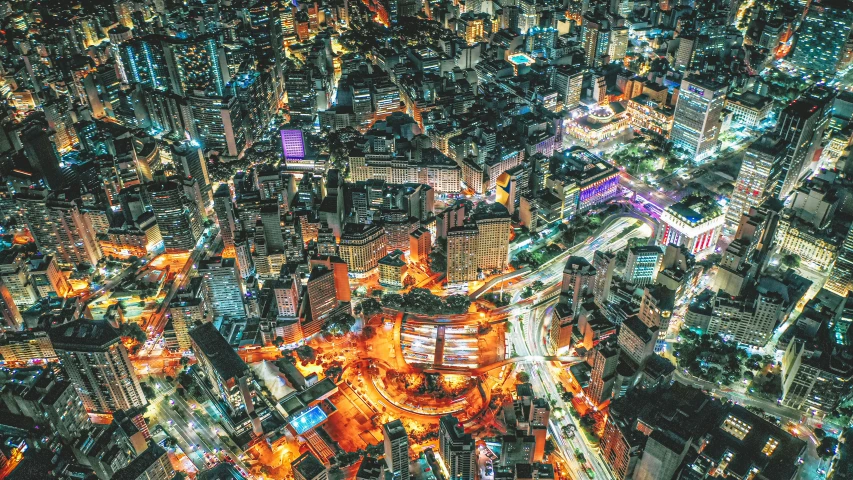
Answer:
(426, 355, 585, 375)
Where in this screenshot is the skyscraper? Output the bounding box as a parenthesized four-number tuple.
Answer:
(439, 415, 476, 480)
(581, 14, 611, 67)
(16, 188, 103, 266)
(338, 223, 389, 274)
(187, 93, 246, 158)
(790, 0, 853, 74)
(824, 221, 853, 297)
(587, 342, 619, 406)
(383, 419, 410, 480)
(560, 256, 596, 312)
(49, 320, 147, 415)
(446, 224, 479, 284)
(624, 246, 663, 286)
(592, 250, 616, 307)
(21, 120, 64, 189)
(725, 134, 786, 231)
(172, 142, 212, 206)
(670, 77, 727, 162)
(147, 180, 203, 251)
(199, 257, 246, 321)
(213, 183, 237, 248)
(774, 87, 834, 198)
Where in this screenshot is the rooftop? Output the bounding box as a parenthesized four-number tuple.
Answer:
(48, 320, 121, 351)
(189, 323, 249, 381)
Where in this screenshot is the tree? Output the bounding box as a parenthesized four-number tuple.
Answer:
(362, 326, 376, 340)
(274, 336, 284, 348)
(445, 294, 471, 313)
(781, 253, 801, 269)
(120, 323, 147, 343)
(179, 356, 189, 367)
(718, 182, 735, 196)
(326, 314, 356, 336)
(817, 437, 838, 458)
(296, 345, 316, 363)
(325, 365, 343, 381)
(429, 250, 446, 273)
(360, 298, 382, 317)
(516, 372, 531, 383)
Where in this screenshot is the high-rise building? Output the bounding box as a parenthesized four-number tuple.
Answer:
(213, 183, 237, 248)
(16, 188, 103, 266)
(147, 180, 203, 251)
(560, 256, 596, 311)
(581, 14, 612, 67)
(656, 196, 724, 255)
(0, 248, 38, 309)
(187, 93, 246, 158)
(339, 223, 389, 275)
(383, 419, 410, 480)
(774, 87, 835, 198)
(670, 77, 727, 162)
(624, 246, 663, 286)
(473, 203, 511, 272)
(49, 320, 147, 415)
(553, 66, 584, 110)
(446, 224, 479, 284)
(617, 315, 657, 367)
(587, 342, 619, 406)
(827, 222, 853, 297)
(190, 322, 262, 435)
(172, 142, 213, 206)
(21, 119, 64, 189)
(292, 452, 328, 480)
(199, 257, 245, 321)
(439, 415, 476, 480)
(0, 330, 57, 363)
(725, 134, 786, 231)
(592, 250, 616, 307)
(790, 0, 853, 74)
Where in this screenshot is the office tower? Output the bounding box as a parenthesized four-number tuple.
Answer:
(292, 452, 328, 480)
(213, 183, 237, 248)
(260, 202, 285, 253)
(44, 100, 79, 153)
(725, 134, 786, 231)
(827, 222, 853, 297)
(383, 420, 410, 480)
(473, 203, 512, 273)
(338, 223, 389, 274)
(190, 323, 263, 435)
(656, 196, 724, 255)
(592, 250, 616, 306)
(21, 118, 64, 189)
(670, 77, 727, 162)
(624, 246, 663, 286)
(172, 142, 212, 206)
(581, 14, 611, 67)
(187, 93, 246, 157)
(439, 415, 476, 480)
(285, 67, 319, 125)
(16, 188, 103, 266)
(774, 87, 834, 198)
(118, 37, 168, 89)
(587, 342, 619, 406)
(199, 257, 245, 321)
(161, 34, 229, 96)
(147, 180, 203, 251)
(49, 320, 147, 415)
(232, 71, 276, 144)
(446, 225, 479, 284)
(608, 26, 629, 62)
(301, 264, 339, 337)
(617, 315, 657, 366)
(560, 256, 596, 311)
(790, 0, 853, 74)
